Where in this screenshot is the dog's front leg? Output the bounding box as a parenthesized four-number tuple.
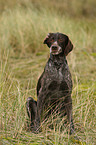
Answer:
(65, 96, 74, 135)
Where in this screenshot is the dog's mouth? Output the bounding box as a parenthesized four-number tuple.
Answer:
(50, 45, 62, 55)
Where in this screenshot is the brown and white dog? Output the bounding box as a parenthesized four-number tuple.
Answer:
(26, 32, 74, 134)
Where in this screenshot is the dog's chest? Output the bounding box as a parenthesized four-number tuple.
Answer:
(46, 66, 63, 81)
(45, 61, 68, 80)
(38, 60, 72, 100)
(42, 61, 70, 89)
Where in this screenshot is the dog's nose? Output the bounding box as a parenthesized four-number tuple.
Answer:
(52, 46, 58, 50)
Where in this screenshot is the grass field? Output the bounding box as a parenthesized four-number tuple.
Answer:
(0, 1, 96, 144)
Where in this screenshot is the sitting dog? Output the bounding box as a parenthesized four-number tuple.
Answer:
(26, 32, 74, 134)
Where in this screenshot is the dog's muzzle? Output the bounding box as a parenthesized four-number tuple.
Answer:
(50, 42, 62, 55)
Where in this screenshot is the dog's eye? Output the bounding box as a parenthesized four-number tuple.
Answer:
(50, 37, 54, 42)
(58, 38, 63, 42)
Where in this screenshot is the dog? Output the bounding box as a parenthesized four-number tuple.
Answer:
(26, 32, 74, 134)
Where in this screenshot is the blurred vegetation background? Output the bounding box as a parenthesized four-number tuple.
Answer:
(0, 0, 96, 18)
(0, 0, 96, 144)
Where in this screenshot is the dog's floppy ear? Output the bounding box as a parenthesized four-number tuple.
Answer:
(43, 33, 53, 45)
(64, 38, 73, 56)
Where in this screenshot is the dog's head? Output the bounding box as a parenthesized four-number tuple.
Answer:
(43, 32, 73, 56)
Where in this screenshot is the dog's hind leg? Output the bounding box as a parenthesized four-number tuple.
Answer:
(26, 97, 37, 130)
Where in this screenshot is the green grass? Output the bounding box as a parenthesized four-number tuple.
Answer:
(0, 2, 96, 145)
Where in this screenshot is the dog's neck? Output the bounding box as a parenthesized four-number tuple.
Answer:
(50, 53, 66, 61)
(49, 53, 67, 68)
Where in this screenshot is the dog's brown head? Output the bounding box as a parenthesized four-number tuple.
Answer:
(43, 32, 73, 56)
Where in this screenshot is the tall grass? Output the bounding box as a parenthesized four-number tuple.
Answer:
(0, 3, 96, 145)
(0, 0, 96, 18)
